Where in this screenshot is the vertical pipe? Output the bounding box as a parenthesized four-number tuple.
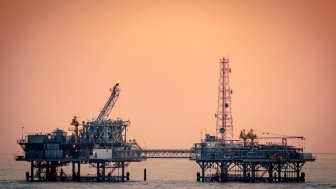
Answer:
(50, 161, 55, 181)
(296, 162, 300, 181)
(46, 161, 49, 180)
(102, 161, 105, 181)
(144, 168, 147, 181)
(219, 162, 222, 182)
(97, 162, 100, 181)
(30, 161, 34, 181)
(53, 161, 56, 181)
(72, 162, 75, 181)
(251, 163, 255, 182)
(38, 161, 41, 181)
(201, 162, 205, 182)
(269, 163, 273, 182)
(220, 161, 226, 182)
(278, 163, 281, 182)
(77, 161, 81, 181)
(196, 172, 200, 181)
(60, 168, 63, 181)
(121, 162, 125, 181)
(26, 171, 29, 181)
(243, 163, 247, 180)
(126, 172, 130, 181)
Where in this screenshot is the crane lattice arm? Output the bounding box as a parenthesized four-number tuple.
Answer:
(96, 82, 120, 122)
(257, 136, 304, 140)
(256, 136, 304, 146)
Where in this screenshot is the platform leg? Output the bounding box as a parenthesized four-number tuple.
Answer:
(201, 162, 205, 182)
(30, 161, 34, 181)
(72, 162, 75, 181)
(251, 163, 255, 182)
(38, 161, 41, 181)
(96, 162, 100, 181)
(121, 162, 125, 181)
(102, 161, 105, 181)
(278, 163, 281, 182)
(296, 162, 300, 182)
(269, 163, 273, 182)
(144, 168, 147, 181)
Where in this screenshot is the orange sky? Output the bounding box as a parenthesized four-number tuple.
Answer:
(0, 0, 335, 153)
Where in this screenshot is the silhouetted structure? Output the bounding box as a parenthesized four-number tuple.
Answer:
(191, 57, 315, 182)
(15, 57, 315, 183)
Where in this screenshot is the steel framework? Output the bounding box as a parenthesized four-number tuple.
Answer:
(14, 57, 315, 183)
(141, 149, 192, 158)
(215, 57, 233, 140)
(191, 142, 315, 182)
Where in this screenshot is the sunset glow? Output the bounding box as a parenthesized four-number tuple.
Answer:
(1, 0, 335, 153)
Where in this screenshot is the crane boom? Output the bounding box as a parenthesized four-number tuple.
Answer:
(257, 136, 304, 140)
(256, 136, 304, 146)
(96, 82, 120, 122)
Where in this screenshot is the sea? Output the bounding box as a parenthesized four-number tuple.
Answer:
(0, 153, 335, 188)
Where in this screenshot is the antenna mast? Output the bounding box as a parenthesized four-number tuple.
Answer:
(216, 57, 233, 141)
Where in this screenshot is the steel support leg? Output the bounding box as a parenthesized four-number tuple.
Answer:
(77, 162, 80, 181)
(97, 162, 100, 181)
(296, 162, 300, 181)
(72, 162, 75, 181)
(38, 161, 41, 181)
(269, 163, 273, 182)
(30, 161, 34, 181)
(278, 163, 281, 182)
(201, 162, 205, 182)
(102, 161, 105, 181)
(251, 163, 255, 182)
(243, 163, 247, 181)
(121, 162, 125, 181)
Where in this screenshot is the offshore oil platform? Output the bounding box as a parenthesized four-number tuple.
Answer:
(15, 57, 315, 183)
(16, 82, 147, 181)
(191, 57, 315, 182)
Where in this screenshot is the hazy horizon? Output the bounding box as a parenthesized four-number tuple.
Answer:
(1, 0, 335, 153)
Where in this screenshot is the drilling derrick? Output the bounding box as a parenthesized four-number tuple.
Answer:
(192, 57, 315, 183)
(216, 57, 233, 141)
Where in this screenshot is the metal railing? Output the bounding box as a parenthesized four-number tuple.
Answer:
(141, 149, 193, 158)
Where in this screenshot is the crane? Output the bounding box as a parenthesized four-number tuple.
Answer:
(256, 136, 304, 146)
(96, 82, 120, 122)
(95, 82, 121, 142)
(239, 129, 304, 146)
(68, 82, 123, 143)
(239, 129, 257, 146)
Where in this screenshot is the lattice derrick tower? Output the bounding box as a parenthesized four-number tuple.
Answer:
(215, 57, 233, 141)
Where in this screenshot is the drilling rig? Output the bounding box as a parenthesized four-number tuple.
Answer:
(16, 83, 144, 182)
(191, 57, 315, 183)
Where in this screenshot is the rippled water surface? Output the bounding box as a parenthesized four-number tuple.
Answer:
(0, 153, 335, 188)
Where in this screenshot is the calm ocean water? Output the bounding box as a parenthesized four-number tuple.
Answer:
(0, 153, 335, 188)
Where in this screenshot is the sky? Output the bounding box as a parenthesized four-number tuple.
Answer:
(0, 0, 335, 153)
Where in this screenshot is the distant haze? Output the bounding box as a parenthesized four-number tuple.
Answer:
(1, 0, 335, 153)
